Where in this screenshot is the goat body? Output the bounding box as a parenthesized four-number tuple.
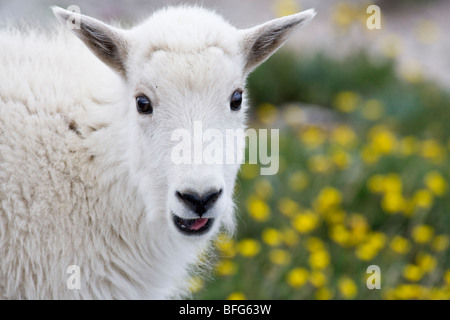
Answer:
(0, 6, 314, 299)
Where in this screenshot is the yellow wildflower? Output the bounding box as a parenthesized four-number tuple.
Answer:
(355, 232, 386, 261)
(403, 264, 423, 282)
(261, 228, 282, 247)
(412, 189, 434, 209)
(431, 235, 449, 252)
(330, 148, 351, 169)
(333, 91, 360, 113)
(368, 125, 397, 154)
(381, 192, 405, 214)
(237, 239, 261, 257)
(305, 237, 326, 252)
(269, 249, 291, 266)
(412, 225, 434, 244)
(420, 139, 446, 163)
(288, 171, 309, 192)
(389, 236, 411, 255)
(286, 268, 309, 288)
(348, 214, 369, 245)
(227, 292, 246, 300)
(315, 187, 342, 213)
(246, 195, 270, 222)
(309, 250, 330, 270)
(338, 277, 357, 299)
(216, 260, 237, 277)
(383, 173, 403, 193)
(360, 145, 380, 164)
(329, 224, 351, 247)
(299, 125, 326, 149)
(315, 287, 333, 300)
(310, 271, 327, 288)
(424, 171, 447, 196)
(308, 155, 332, 173)
(416, 252, 437, 273)
(429, 288, 450, 300)
(355, 243, 378, 261)
(277, 197, 300, 218)
(368, 232, 387, 250)
(292, 210, 320, 234)
(384, 287, 399, 300)
(331, 125, 357, 148)
(393, 284, 426, 299)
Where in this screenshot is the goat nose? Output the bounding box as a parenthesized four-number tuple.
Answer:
(176, 189, 222, 216)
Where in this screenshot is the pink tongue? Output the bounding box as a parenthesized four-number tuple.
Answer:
(190, 218, 208, 231)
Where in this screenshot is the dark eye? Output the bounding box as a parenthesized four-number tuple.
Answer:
(136, 95, 153, 114)
(230, 90, 243, 111)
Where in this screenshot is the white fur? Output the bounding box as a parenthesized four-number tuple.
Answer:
(0, 6, 314, 299)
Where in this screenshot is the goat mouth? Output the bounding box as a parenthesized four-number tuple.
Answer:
(172, 214, 214, 235)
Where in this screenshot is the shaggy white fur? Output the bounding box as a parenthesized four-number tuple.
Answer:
(0, 6, 315, 299)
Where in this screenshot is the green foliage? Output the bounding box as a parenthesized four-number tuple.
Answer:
(247, 50, 397, 107)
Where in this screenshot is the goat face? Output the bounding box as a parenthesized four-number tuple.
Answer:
(53, 6, 315, 241)
(128, 45, 246, 239)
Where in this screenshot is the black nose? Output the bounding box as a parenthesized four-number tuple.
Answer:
(176, 189, 222, 216)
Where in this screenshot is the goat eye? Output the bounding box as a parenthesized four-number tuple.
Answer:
(230, 90, 243, 111)
(136, 95, 153, 114)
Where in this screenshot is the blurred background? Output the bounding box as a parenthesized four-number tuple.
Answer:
(2, 0, 449, 300)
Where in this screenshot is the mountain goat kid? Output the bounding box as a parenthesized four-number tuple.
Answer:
(0, 6, 315, 299)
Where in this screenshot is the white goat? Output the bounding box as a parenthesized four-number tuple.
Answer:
(0, 6, 315, 299)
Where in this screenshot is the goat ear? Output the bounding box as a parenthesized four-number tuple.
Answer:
(52, 6, 128, 77)
(240, 9, 316, 74)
